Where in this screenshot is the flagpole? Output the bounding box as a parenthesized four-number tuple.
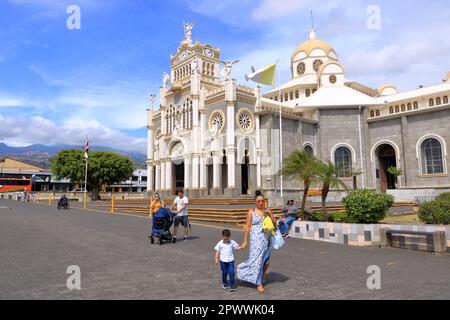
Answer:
(84, 159, 88, 209)
(83, 137, 88, 210)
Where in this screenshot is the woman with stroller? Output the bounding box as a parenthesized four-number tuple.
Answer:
(237, 191, 277, 293)
(148, 193, 165, 239)
(149, 193, 165, 219)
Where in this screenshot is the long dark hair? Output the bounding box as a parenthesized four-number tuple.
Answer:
(254, 190, 264, 200)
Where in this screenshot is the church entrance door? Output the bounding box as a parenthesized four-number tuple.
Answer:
(376, 144, 397, 193)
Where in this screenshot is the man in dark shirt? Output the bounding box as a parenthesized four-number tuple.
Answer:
(279, 200, 300, 238)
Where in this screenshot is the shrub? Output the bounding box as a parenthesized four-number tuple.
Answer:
(435, 192, 450, 202)
(418, 199, 450, 225)
(303, 210, 325, 222)
(329, 212, 348, 223)
(342, 189, 394, 223)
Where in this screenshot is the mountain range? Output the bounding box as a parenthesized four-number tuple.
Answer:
(0, 143, 147, 169)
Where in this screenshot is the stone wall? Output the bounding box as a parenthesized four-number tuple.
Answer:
(291, 221, 450, 250)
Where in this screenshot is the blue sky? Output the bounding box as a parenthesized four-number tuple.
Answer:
(0, 0, 449, 153)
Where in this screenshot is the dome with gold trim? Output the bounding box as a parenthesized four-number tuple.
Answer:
(291, 28, 338, 62)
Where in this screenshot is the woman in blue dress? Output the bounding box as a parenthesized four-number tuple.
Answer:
(237, 193, 277, 293)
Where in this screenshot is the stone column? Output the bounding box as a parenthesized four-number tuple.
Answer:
(165, 159, 172, 193)
(160, 159, 166, 191)
(199, 109, 208, 190)
(213, 153, 221, 192)
(192, 155, 199, 192)
(225, 79, 237, 190)
(146, 163, 155, 193)
(191, 84, 200, 191)
(256, 114, 262, 189)
(184, 155, 191, 190)
(199, 155, 207, 190)
(155, 161, 161, 191)
(146, 108, 154, 193)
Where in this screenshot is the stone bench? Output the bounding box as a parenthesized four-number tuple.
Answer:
(380, 228, 447, 255)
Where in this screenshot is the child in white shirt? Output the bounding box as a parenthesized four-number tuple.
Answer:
(214, 229, 242, 292)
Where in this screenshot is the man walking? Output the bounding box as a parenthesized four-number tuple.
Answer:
(171, 189, 189, 243)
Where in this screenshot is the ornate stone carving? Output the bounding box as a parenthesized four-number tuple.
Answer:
(220, 60, 239, 80)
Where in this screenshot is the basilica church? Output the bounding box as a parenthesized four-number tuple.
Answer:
(146, 24, 450, 204)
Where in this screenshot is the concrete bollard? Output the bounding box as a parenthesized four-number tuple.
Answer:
(379, 228, 390, 248)
(433, 231, 447, 255)
(111, 194, 115, 214)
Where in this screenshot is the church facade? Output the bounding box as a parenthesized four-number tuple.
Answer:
(146, 25, 450, 203)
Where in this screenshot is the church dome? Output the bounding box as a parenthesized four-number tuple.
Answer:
(291, 28, 337, 62)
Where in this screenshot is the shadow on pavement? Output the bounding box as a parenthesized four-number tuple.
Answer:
(237, 272, 290, 289)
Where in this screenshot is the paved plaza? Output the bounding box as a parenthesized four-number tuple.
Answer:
(1, 199, 449, 300)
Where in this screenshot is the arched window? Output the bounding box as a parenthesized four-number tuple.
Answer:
(334, 146, 352, 177)
(290, 92, 294, 100)
(436, 97, 441, 105)
(395, 105, 399, 113)
(429, 98, 434, 107)
(284, 93, 288, 101)
(370, 110, 375, 118)
(376, 110, 380, 117)
(304, 145, 314, 156)
(407, 103, 412, 111)
(295, 90, 299, 99)
(305, 89, 311, 97)
(401, 104, 406, 112)
(414, 101, 419, 109)
(389, 106, 394, 114)
(421, 138, 444, 174)
(444, 96, 448, 104)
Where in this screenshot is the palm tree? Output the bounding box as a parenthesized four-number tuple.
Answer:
(316, 160, 349, 220)
(281, 150, 318, 217)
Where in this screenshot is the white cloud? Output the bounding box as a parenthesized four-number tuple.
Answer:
(251, 0, 313, 21)
(0, 114, 146, 153)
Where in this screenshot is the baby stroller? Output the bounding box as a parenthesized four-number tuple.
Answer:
(150, 207, 174, 245)
(57, 197, 70, 210)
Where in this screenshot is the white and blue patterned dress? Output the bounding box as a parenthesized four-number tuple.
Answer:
(237, 210, 271, 286)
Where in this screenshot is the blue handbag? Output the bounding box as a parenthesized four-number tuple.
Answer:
(270, 229, 285, 250)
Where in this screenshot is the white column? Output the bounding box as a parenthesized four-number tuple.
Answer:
(155, 162, 161, 191)
(200, 156, 207, 189)
(146, 108, 154, 193)
(225, 80, 237, 189)
(199, 110, 207, 189)
(213, 154, 221, 189)
(166, 160, 172, 192)
(192, 155, 199, 189)
(160, 160, 166, 191)
(184, 156, 191, 189)
(147, 163, 154, 192)
(226, 102, 236, 188)
(256, 114, 262, 188)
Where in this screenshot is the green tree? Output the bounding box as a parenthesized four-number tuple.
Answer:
(50, 149, 86, 185)
(316, 160, 349, 220)
(51, 149, 134, 199)
(281, 150, 318, 217)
